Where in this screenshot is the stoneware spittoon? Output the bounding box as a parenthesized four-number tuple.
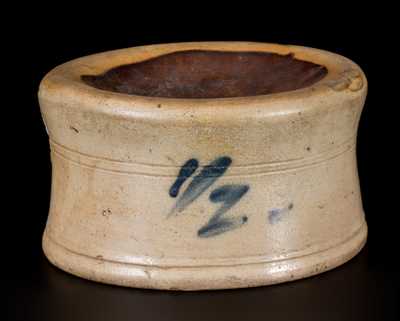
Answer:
(38, 42, 368, 290)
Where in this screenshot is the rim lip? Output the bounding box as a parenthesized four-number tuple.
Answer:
(39, 41, 367, 119)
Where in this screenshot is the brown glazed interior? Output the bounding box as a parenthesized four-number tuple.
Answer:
(81, 50, 328, 99)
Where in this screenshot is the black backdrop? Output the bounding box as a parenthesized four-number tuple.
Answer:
(4, 12, 399, 321)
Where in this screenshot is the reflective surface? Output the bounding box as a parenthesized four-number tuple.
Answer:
(7, 245, 398, 321)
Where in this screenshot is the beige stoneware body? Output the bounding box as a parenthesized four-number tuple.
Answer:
(38, 42, 367, 290)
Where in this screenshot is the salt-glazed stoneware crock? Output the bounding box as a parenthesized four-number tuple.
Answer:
(38, 42, 367, 290)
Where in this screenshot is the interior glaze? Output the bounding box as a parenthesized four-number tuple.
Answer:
(81, 50, 328, 99)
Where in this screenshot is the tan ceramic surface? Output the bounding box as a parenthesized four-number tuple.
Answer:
(38, 42, 367, 290)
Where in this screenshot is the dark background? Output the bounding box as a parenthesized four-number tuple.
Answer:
(4, 11, 399, 321)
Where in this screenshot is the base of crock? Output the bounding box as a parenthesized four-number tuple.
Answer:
(42, 222, 367, 291)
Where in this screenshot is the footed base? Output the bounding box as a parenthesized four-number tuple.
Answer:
(42, 222, 367, 291)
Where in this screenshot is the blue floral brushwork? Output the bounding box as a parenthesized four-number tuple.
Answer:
(169, 156, 250, 238)
(268, 203, 294, 224)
